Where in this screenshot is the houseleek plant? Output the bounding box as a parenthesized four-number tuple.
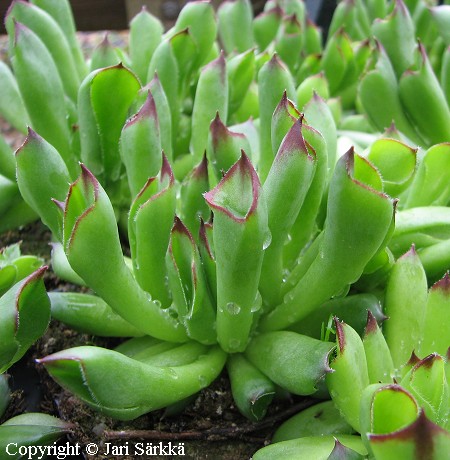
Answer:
(1, 1, 450, 459)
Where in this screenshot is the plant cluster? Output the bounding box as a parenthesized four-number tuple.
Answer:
(0, 0, 450, 458)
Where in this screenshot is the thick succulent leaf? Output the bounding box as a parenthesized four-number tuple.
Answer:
(390, 207, 450, 257)
(15, 129, 71, 240)
(368, 411, 450, 460)
(206, 113, 250, 186)
(253, 6, 283, 52)
(0, 61, 28, 133)
(11, 22, 74, 176)
(144, 74, 172, 160)
(252, 435, 366, 460)
(120, 91, 162, 197)
(227, 353, 275, 422)
(399, 44, 450, 146)
(401, 354, 450, 427)
(304, 93, 337, 176)
(7, 1, 80, 101)
(166, 217, 216, 345)
(260, 118, 316, 307)
(327, 439, 365, 460)
(363, 311, 395, 384)
(147, 39, 180, 154)
(0, 413, 72, 455)
(405, 143, 450, 208)
(227, 49, 256, 116)
(372, 0, 416, 77)
(0, 267, 50, 373)
(431, 6, 450, 46)
(384, 247, 428, 370)
(366, 138, 417, 197)
(191, 52, 228, 160)
(358, 42, 422, 145)
(420, 274, 450, 356)
(39, 345, 226, 420)
(89, 34, 121, 71)
(258, 53, 296, 181)
(245, 331, 333, 396)
(275, 14, 303, 74)
(172, 1, 217, 69)
(89, 64, 141, 183)
(273, 401, 354, 443)
(129, 7, 163, 84)
(360, 383, 419, 455)
(262, 149, 394, 330)
(327, 320, 369, 432)
(63, 165, 185, 342)
(49, 292, 144, 337)
(30, 0, 87, 79)
(218, 0, 254, 54)
(205, 153, 268, 352)
(128, 157, 175, 307)
(178, 155, 211, 239)
(282, 123, 328, 269)
(291, 293, 385, 340)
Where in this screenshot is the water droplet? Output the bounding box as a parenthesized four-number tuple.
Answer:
(228, 339, 241, 351)
(283, 292, 295, 303)
(287, 315, 296, 324)
(167, 368, 179, 380)
(198, 375, 208, 386)
(263, 231, 272, 250)
(153, 299, 162, 308)
(251, 291, 262, 313)
(226, 302, 241, 315)
(145, 292, 152, 301)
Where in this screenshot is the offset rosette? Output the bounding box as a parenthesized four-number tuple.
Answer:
(61, 164, 186, 342)
(205, 152, 268, 352)
(261, 148, 395, 331)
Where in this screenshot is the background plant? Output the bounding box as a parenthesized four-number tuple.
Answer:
(1, 0, 450, 457)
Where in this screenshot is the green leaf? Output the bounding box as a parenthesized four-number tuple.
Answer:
(369, 411, 450, 460)
(327, 320, 369, 432)
(245, 331, 333, 396)
(273, 401, 354, 443)
(253, 435, 366, 460)
(39, 345, 226, 420)
(0, 267, 50, 373)
(227, 353, 275, 422)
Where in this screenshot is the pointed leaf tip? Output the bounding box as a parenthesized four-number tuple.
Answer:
(277, 117, 312, 159)
(204, 151, 260, 222)
(193, 153, 208, 179)
(172, 216, 194, 241)
(406, 351, 421, 367)
(126, 92, 158, 127)
(430, 272, 450, 295)
(364, 310, 379, 336)
(161, 151, 174, 185)
(334, 318, 346, 353)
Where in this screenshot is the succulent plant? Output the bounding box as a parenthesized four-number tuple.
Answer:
(1, 1, 450, 458)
